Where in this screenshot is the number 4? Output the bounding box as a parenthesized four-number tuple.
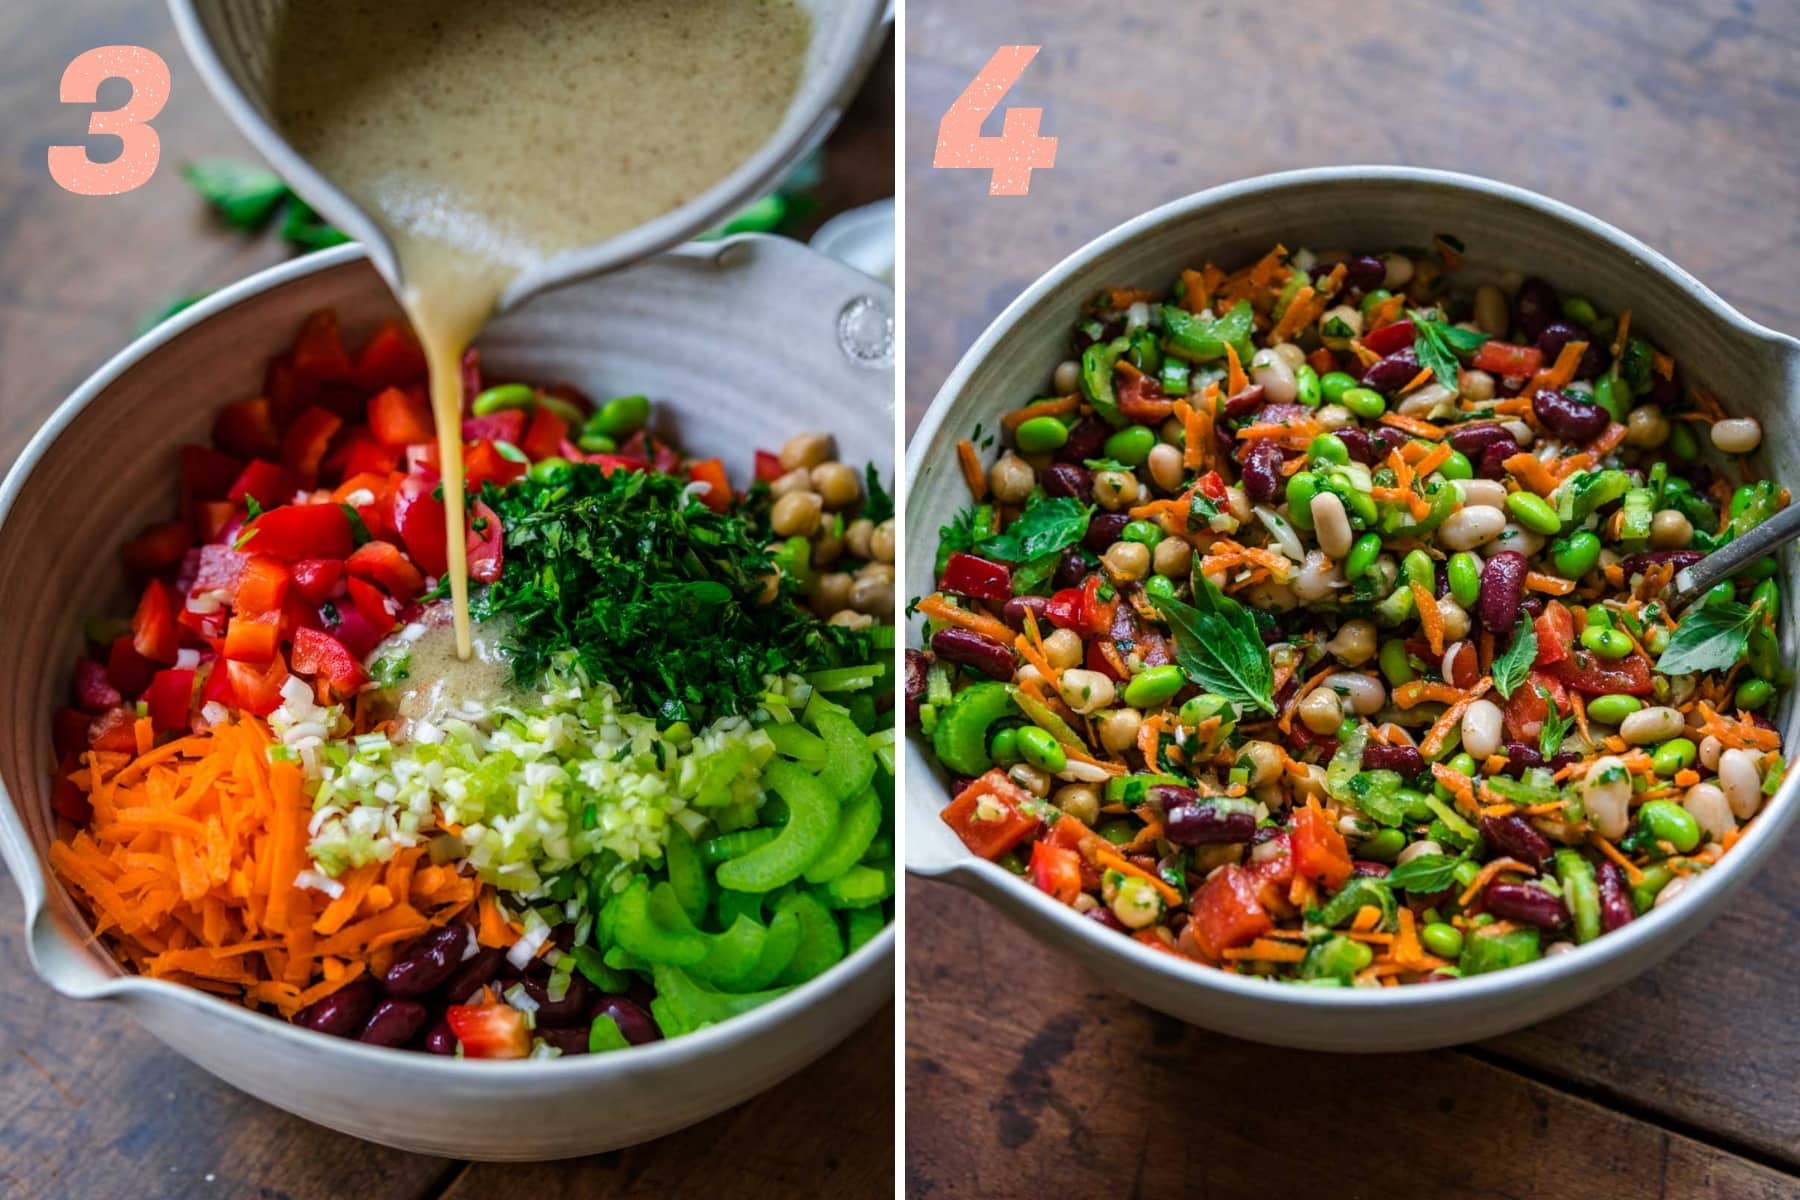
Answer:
(933, 46, 1058, 197)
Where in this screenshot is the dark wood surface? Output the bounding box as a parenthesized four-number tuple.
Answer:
(0, 4, 894, 1198)
(905, 1, 1800, 1195)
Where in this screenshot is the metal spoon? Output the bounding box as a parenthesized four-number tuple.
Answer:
(1664, 502, 1800, 610)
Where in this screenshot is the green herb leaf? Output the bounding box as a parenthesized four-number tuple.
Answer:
(1537, 686, 1574, 759)
(180, 158, 288, 229)
(244, 495, 265, 520)
(493, 440, 530, 464)
(281, 193, 352, 251)
(339, 503, 373, 546)
(1384, 853, 1463, 893)
(863, 464, 893, 524)
(1159, 577, 1275, 715)
(1492, 618, 1538, 700)
(977, 496, 1092, 565)
(369, 651, 411, 687)
(1656, 600, 1761, 675)
(1410, 315, 1491, 392)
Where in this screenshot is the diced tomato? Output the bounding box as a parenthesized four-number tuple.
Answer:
(354, 319, 427, 390)
(1084, 639, 1126, 682)
(344, 575, 394, 634)
(462, 409, 526, 446)
(50, 756, 90, 823)
(290, 559, 344, 605)
(1549, 649, 1653, 697)
(346, 540, 425, 599)
(131, 581, 179, 665)
(939, 770, 1043, 860)
(1533, 601, 1574, 666)
(368, 386, 435, 447)
(1472, 341, 1544, 378)
(212, 397, 280, 459)
(619, 431, 681, 475)
(262, 355, 317, 423)
(686, 458, 731, 514)
(1246, 831, 1296, 910)
(234, 555, 292, 617)
(191, 501, 239, 543)
(120, 521, 192, 573)
(329, 432, 403, 481)
(143, 668, 195, 732)
(446, 1002, 531, 1059)
(519, 406, 568, 462)
(73, 659, 121, 711)
(330, 471, 396, 539)
(88, 707, 139, 754)
(224, 614, 281, 663)
(939, 552, 1012, 602)
(281, 405, 344, 486)
(1195, 470, 1229, 503)
(242, 504, 353, 561)
(754, 449, 784, 483)
(329, 601, 386, 658)
(1290, 800, 1352, 890)
(224, 655, 290, 716)
(466, 499, 504, 584)
(53, 707, 93, 757)
(290, 310, 355, 382)
(1028, 841, 1083, 905)
(1361, 319, 1416, 356)
(229, 459, 300, 509)
(390, 475, 449, 577)
(283, 595, 324, 637)
(462, 440, 527, 491)
(1502, 669, 1568, 744)
(181, 444, 244, 503)
(107, 636, 155, 697)
(291, 628, 368, 693)
(586, 453, 647, 475)
(1117, 373, 1173, 422)
(1187, 865, 1273, 960)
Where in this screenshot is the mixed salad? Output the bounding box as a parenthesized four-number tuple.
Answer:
(50, 311, 894, 1055)
(910, 240, 1787, 985)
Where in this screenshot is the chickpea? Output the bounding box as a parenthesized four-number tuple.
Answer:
(1102, 540, 1151, 582)
(1053, 359, 1081, 396)
(1437, 596, 1472, 643)
(989, 452, 1036, 504)
(1057, 668, 1116, 715)
(1380, 253, 1415, 290)
(1239, 740, 1283, 788)
(1092, 470, 1140, 510)
(1625, 405, 1670, 449)
(1054, 782, 1101, 825)
(828, 609, 873, 629)
(810, 461, 862, 510)
(1043, 628, 1085, 670)
(778, 432, 835, 471)
(1008, 763, 1051, 797)
(1315, 403, 1355, 430)
(755, 572, 779, 604)
(770, 490, 823, 537)
(1318, 305, 1362, 350)
(869, 518, 896, 563)
(1473, 285, 1509, 337)
(1146, 442, 1186, 493)
(1457, 369, 1496, 405)
(849, 570, 893, 616)
(1108, 875, 1163, 929)
(1325, 618, 1377, 665)
(1153, 537, 1193, 578)
(1406, 258, 1442, 303)
(811, 572, 853, 615)
(1273, 342, 1308, 371)
(844, 517, 875, 560)
(1650, 509, 1693, 549)
(769, 468, 813, 499)
(1298, 687, 1343, 735)
(812, 527, 844, 567)
(1095, 706, 1143, 753)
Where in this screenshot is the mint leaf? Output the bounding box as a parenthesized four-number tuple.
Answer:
(1492, 619, 1538, 700)
(1159, 576, 1275, 715)
(1410, 315, 1491, 392)
(181, 158, 288, 229)
(978, 496, 1092, 565)
(282, 194, 352, 251)
(1384, 853, 1463, 893)
(1538, 687, 1574, 759)
(1656, 600, 1761, 675)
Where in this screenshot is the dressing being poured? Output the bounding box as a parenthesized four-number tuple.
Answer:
(268, 0, 809, 658)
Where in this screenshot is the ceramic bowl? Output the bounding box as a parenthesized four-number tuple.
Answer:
(0, 236, 894, 1158)
(904, 165, 1799, 1053)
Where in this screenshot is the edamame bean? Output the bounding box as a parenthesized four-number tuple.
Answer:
(1506, 491, 1562, 535)
(1359, 289, 1394, 318)
(1123, 665, 1186, 708)
(1701, 581, 1737, 609)
(1359, 828, 1406, 862)
(1651, 738, 1697, 775)
(1585, 694, 1643, 725)
(1736, 677, 1774, 710)
(1180, 693, 1234, 727)
(1295, 364, 1322, 407)
(1447, 552, 1481, 608)
(1379, 639, 1416, 687)
(1421, 922, 1464, 959)
(1551, 531, 1601, 579)
(989, 726, 1021, 767)
(1143, 574, 1178, 603)
(1592, 375, 1628, 423)
(1344, 532, 1382, 581)
(1341, 387, 1387, 419)
(1668, 422, 1698, 461)
(1016, 726, 1067, 773)
(528, 456, 572, 483)
(1121, 519, 1165, 548)
(589, 393, 650, 437)
(472, 382, 536, 415)
(1435, 450, 1474, 480)
(577, 431, 618, 454)
(1402, 548, 1435, 591)
(1579, 625, 1633, 659)
(1103, 424, 1157, 466)
(1286, 472, 1321, 529)
(1636, 799, 1701, 854)
(1015, 415, 1071, 453)
(1309, 432, 1350, 465)
(1320, 371, 1359, 404)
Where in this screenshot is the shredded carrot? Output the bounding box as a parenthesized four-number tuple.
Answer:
(1420, 678, 1492, 759)
(1524, 572, 1576, 596)
(1430, 763, 1476, 810)
(1397, 366, 1436, 396)
(956, 439, 987, 501)
(1091, 846, 1183, 907)
(1224, 341, 1248, 397)
(1221, 938, 1309, 963)
(1015, 609, 1062, 692)
(1413, 444, 1453, 479)
(1001, 396, 1079, 429)
(1611, 309, 1631, 359)
(1391, 681, 1466, 709)
(916, 592, 1016, 647)
(1350, 905, 1382, 933)
(1592, 835, 1645, 883)
(1181, 268, 1213, 315)
(1277, 662, 1339, 735)
(1652, 350, 1675, 380)
(1502, 452, 1560, 497)
(1456, 857, 1537, 908)
(1433, 236, 1464, 271)
(1534, 340, 1587, 392)
(1365, 293, 1406, 330)
(1412, 582, 1446, 657)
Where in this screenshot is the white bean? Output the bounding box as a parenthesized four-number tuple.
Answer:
(1057, 669, 1115, 715)
(1619, 706, 1684, 745)
(1438, 506, 1508, 551)
(1397, 839, 1443, 866)
(1683, 783, 1735, 842)
(1461, 699, 1504, 759)
(1452, 479, 1508, 509)
(1502, 419, 1536, 449)
(1487, 522, 1545, 558)
(1458, 370, 1496, 405)
(1718, 748, 1765, 819)
(1711, 417, 1762, 455)
(1581, 756, 1632, 840)
(1399, 383, 1457, 417)
(1053, 360, 1081, 396)
(1380, 253, 1415, 290)
(1698, 734, 1723, 771)
(1544, 941, 1578, 958)
(1310, 491, 1354, 559)
(1438, 597, 1472, 643)
(1326, 619, 1379, 666)
(1315, 404, 1355, 430)
(1473, 285, 1509, 337)
(1250, 348, 1298, 404)
(1324, 672, 1387, 716)
(1274, 342, 1308, 371)
(1293, 550, 1344, 603)
(1653, 876, 1690, 910)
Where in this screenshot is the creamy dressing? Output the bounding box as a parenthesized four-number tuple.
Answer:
(369, 606, 519, 736)
(268, 0, 809, 657)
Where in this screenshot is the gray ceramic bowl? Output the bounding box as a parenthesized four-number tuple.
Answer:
(0, 236, 894, 1158)
(904, 165, 1798, 1053)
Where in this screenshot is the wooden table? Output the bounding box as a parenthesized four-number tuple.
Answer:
(905, 2, 1800, 1195)
(0, 5, 893, 1197)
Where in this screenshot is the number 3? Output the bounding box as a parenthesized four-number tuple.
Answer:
(48, 46, 171, 196)
(932, 46, 1058, 197)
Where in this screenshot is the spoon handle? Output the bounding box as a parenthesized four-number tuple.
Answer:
(1666, 501, 1800, 610)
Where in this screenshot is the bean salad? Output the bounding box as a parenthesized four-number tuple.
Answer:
(910, 240, 1790, 985)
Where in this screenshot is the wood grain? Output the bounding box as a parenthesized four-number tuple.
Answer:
(905, 0, 1800, 1190)
(0, 1, 893, 1195)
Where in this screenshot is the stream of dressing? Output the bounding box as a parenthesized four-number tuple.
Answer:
(268, 0, 808, 658)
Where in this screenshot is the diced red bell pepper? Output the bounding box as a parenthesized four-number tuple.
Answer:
(262, 355, 317, 424)
(446, 1002, 530, 1059)
(1503, 669, 1567, 744)
(1247, 831, 1296, 911)
(1549, 649, 1653, 697)
(390, 475, 449, 578)
(328, 432, 403, 481)
(87, 707, 139, 754)
(290, 558, 344, 605)
(462, 440, 528, 491)
(939, 552, 1013, 602)
(1533, 601, 1574, 666)
(181, 445, 244, 503)
(290, 310, 355, 383)
(291, 628, 368, 693)
(212, 397, 280, 459)
(619, 431, 681, 475)
(466, 499, 504, 584)
(331, 471, 397, 539)
(586, 452, 647, 476)
(1084, 639, 1125, 682)
(368, 386, 436, 447)
(107, 636, 155, 698)
(120, 521, 192, 573)
(143, 668, 195, 732)
(1472, 341, 1544, 378)
(938, 770, 1042, 860)
(1046, 575, 1112, 637)
(1291, 800, 1352, 890)
(191, 501, 239, 543)
(1117, 373, 1173, 423)
(1187, 865, 1273, 960)
(223, 655, 290, 716)
(229, 459, 300, 509)
(234, 555, 292, 617)
(686, 458, 732, 514)
(224, 613, 281, 663)
(1361, 319, 1417, 356)
(346, 540, 425, 599)
(754, 449, 784, 483)
(74, 659, 122, 711)
(53, 707, 94, 757)
(281, 405, 344, 486)
(462, 409, 526, 446)
(344, 575, 394, 635)
(132, 581, 179, 665)
(330, 600, 387, 658)
(50, 756, 90, 822)
(241, 504, 354, 561)
(519, 406, 568, 462)
(1028, 840, 1084, 905)
(1196, 470, 1229, 503)
(353, 318, 427, 390)
(1044, 816, 1103, 891)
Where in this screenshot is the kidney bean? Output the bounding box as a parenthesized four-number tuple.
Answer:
(522, 974, 592, 1026)
(1351, 861, 1392, 879)
(930, 628, 1015, 681)
(1055, 417, 1108, 464)
(1519, 594, 1545, 620)
(1618, 550, 1704, 577)
(1497, 742, 1544, 778)
(593, 995, 662, 1045)
(1360, 742, 1425, 777)
(1053, 549, 1088, 591)
(1537, 321, 1610, 379)
(1514, 277, 1560, 342)
(1002, 594, 1051, 631)
(539, 1026, 591, 1056)
(1484, 881, 1570, 930)
(1531, 389, 1609, 441)
(1238, 439, 1285, 502)
(1221, 383, 1268, 420)
(422, 1020, 459, 1055)
(1447, 422, 1516, 459)
(1163, 801, 1257, 846)
(1649, 370, 1682, 409)
(1596, 861, 1635, 932)
(382, 923, 470, 998)
(1042, 462, 1092, 502)
(296, 978, 379, 1038)
(1476, 438, 1522, 480)
(1477, 550, 1528, 632)
(1479, 814, 1554, 865)
(359, 999, 430, 1048)
(1085, 905, 1128, 933)
(1360, 347, 1423, 395)
(905, 649, 929, 726)
(443, 946, 506, 1005)
(1073, 320, 1122, 352)
(1342, 254, 1387, 292)
(1083, 512, 1131, 553)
